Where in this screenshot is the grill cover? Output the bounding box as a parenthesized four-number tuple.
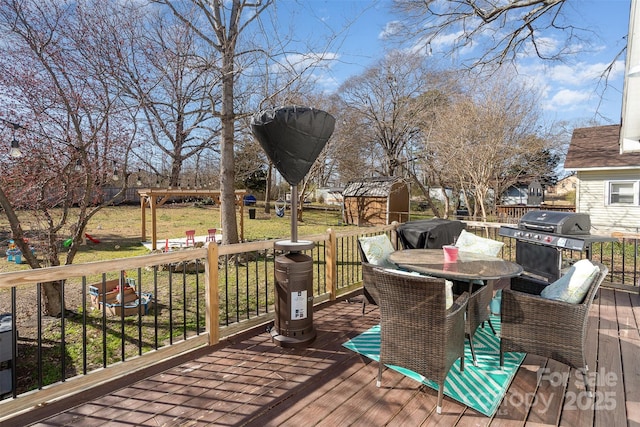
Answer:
(398, 219, 466, 249)
(518, 211, 591, 235)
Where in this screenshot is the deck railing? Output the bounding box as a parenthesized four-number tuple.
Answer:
(0, 220, 637, 422)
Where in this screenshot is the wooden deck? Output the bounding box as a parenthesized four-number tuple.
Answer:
(11, 287, 640, 426)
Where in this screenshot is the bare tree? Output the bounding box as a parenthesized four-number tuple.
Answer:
(93, 2, 220, 187)
(337, 51, 431, 177)
(425, 74, 551, 219)
(392, 0, 612, 68)
(0, 0, 135, 316)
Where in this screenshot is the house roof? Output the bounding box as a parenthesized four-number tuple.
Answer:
(342, 177, 403, 197)
(564, 124, 640, 170)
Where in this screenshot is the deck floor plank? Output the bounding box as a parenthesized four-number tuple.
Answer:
(619, 292, 640, 426)
(527, 358, 569, 426)
(558, 291, 601, 427)
(594, 289, 627, 427)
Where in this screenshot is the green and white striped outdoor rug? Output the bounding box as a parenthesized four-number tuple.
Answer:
(342, 316, 525, 416)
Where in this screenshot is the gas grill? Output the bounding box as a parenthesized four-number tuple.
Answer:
(499, 211, 614, 283)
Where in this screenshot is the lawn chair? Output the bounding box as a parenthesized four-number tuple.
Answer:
(185, 230, 196, 246)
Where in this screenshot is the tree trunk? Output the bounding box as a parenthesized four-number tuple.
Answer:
(219, 39, 239, 244)
(42, 281, 64, 318)
(0, 186, 67, 316)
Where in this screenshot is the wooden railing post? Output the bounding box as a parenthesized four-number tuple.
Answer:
(326, 228, 337, 300)
(140, 196, 146, 242)
(205, 241, 220, 345)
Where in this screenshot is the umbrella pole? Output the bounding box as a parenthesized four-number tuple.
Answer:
(291, 185, 298, 243)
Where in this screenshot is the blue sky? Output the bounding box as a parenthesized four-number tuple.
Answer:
(276, 0, 632, 127)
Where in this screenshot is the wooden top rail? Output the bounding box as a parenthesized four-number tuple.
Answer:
(0, 248, 206, 289)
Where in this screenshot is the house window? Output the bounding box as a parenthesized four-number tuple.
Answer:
(607, 181, 638, 205)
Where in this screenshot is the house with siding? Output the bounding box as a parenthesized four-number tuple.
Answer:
(546, 174, 577, 197)
(565, 3, 640, 233)
(564, 125, 640, 232)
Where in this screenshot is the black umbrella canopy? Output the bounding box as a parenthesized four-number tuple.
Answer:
(251, 106, 335, 186)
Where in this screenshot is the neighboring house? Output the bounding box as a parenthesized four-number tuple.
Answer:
(546, 175, 577, 197)
(314, 187, 343, 205)
(500, 180, 543, 206)
(501, 184, 528, 205)
(564, 125, 640, 232)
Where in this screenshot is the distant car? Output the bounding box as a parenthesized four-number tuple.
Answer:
(243, 194, 257, 206)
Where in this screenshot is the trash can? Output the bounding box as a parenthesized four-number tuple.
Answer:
(270, 241, 316, 348)
(0, 314, 14, 398)
(249, 208, 256, 219)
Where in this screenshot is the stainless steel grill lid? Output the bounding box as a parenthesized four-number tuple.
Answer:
(518, 211, 591, 235)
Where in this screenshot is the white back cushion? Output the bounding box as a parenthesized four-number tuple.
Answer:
(455, 229, 504, 257)
(359, 234, 396, 268)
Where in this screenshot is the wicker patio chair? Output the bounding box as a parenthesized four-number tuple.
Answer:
(455, 279, 496, 366)
(371, 267, 468, 414)
(499, 261, 608, 394)
(360, 261, 379, 314)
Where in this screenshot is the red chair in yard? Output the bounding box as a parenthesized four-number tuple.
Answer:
(206, 228, 217, 243)
(185, 230, 196, 246)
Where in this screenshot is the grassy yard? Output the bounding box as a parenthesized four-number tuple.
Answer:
(0, 203, 360, 270)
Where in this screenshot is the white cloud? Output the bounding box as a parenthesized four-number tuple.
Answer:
(518, 36, 562, 58)
(545, 61, 625, 86)
(379, 21, 403, 39)
(270, 52, 340, 75)
(544, 89, 592, 111)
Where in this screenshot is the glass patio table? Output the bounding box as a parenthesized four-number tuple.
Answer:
(389, 249, 523, 282)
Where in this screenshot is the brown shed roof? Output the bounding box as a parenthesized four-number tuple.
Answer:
(564, 124, 640, 169)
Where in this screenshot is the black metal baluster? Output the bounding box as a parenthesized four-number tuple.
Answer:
(235, 257, 240, 324)
(60, 280, 66, 382)
(82, 277, 87, 374)
(37, 283, 42, 389)
(195, 260, 201, 334)
(224, 255, 229, 325)
(265, 250, 270, 314)
(634, 239, 638, 289)
(245, 255, 250, 320)
(182, 265, 187, 341)
(153, 266, 159, 350)
(101, 273, 107, 368)
(253, 251, 261, 316)
(120, 271, 125, 362)
(11, 286, 17, 398)
(169, 264, 173, 345)
(137, 268, 143, 356)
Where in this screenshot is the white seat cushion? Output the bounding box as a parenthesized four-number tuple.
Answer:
(540, 259, 599, 304)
